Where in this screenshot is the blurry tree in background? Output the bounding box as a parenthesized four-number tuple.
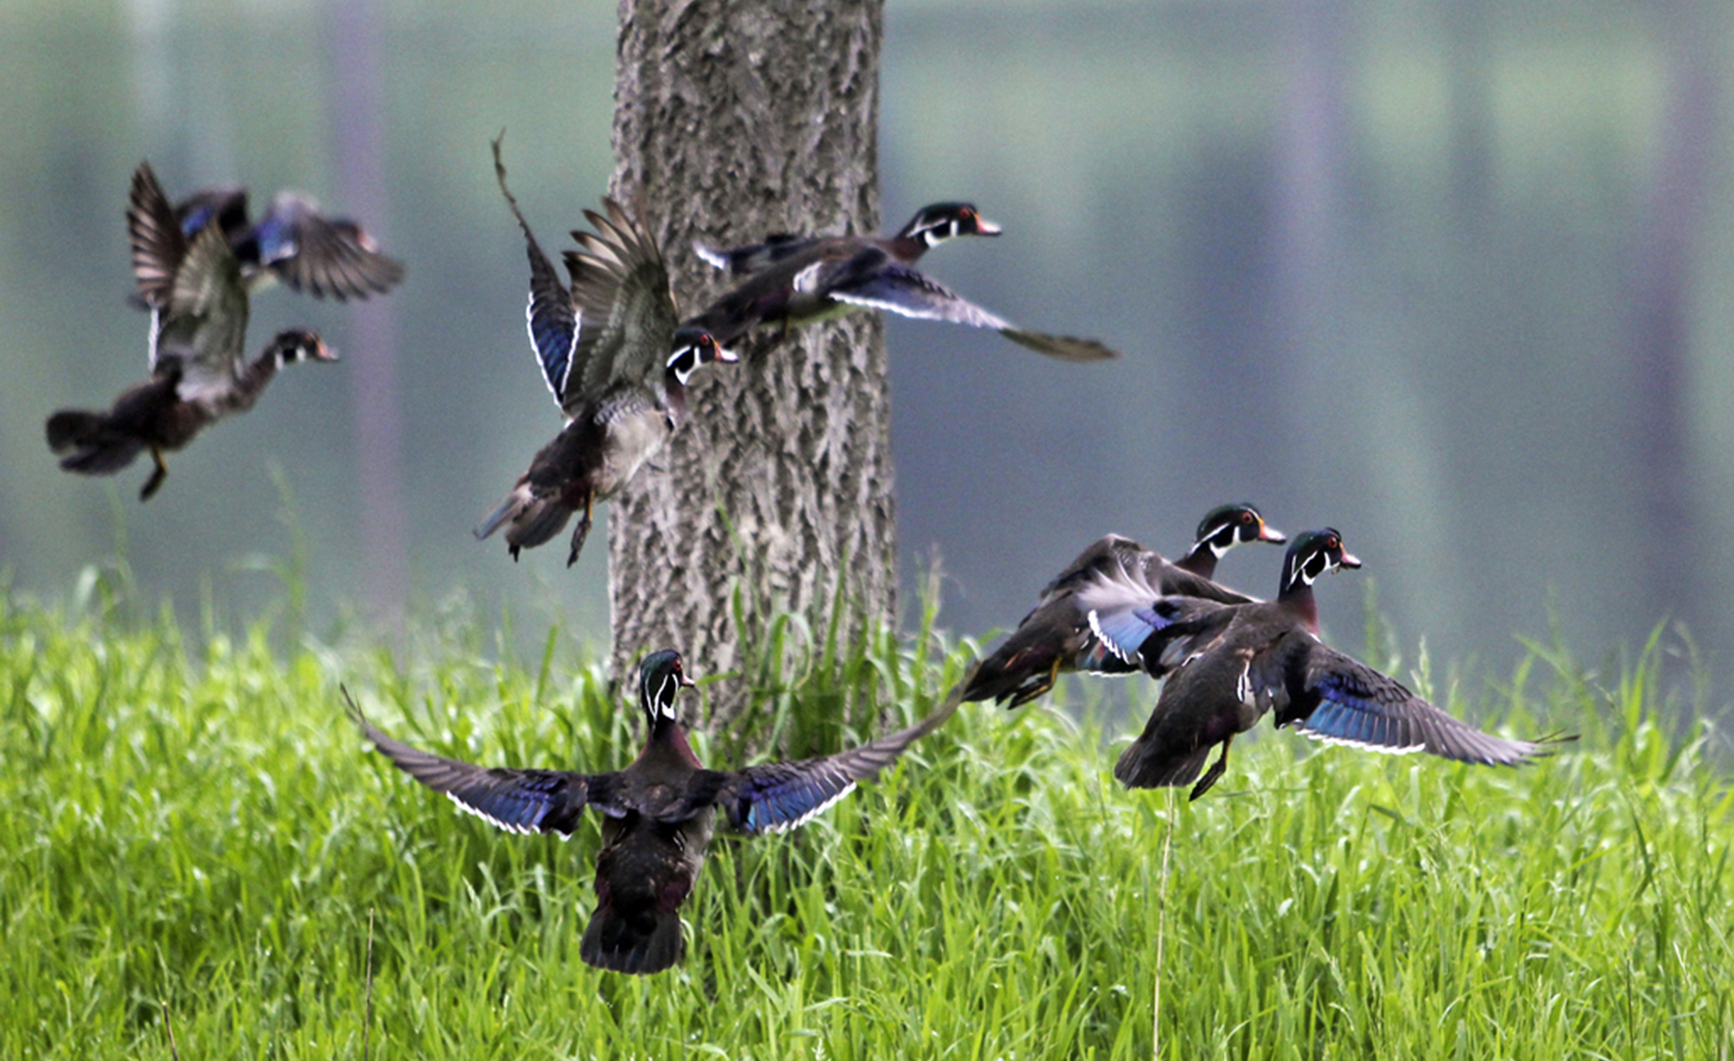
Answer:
(327, 0, 408, 632)
(6, 1, 1734, 725)
(608, 0, 895, 726)
(1630, 1, 1720, 638)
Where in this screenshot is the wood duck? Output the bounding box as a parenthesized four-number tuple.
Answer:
(962, 504, 1286, 708)
(1087, 530, 1556, 800)
(685, 203, 1119, 363)
(47, 162, 336, 500)
(350, 649, 962, 975)
(475, 137, 737, 565)
(146, 179, 404, 302)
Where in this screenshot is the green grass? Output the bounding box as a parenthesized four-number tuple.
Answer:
(2, 582, 1731, 1060)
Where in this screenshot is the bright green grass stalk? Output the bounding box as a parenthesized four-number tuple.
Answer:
(1, 589, 1730, 1060)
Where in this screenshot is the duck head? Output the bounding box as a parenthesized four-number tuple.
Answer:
(268, 329, 337, 366)
(898, 202, 1002, 248)
(638, 649, 697, 728)
(1279, 529, 1362, 597)
(666, 327, 737, 386)
(1193, 502, 1288, 561)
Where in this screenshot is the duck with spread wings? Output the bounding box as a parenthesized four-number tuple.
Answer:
(477, 138, 735, 565)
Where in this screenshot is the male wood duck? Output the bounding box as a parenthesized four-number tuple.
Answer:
(685, 203, 1119, 363)
(139, 178, 404, 302)
(350, 649, 962, 975)
(476, 137, 736, 565)
(1085, 529, 1556, 800)
(47, 162, 336, 500)
(962, 504, 1287, 708)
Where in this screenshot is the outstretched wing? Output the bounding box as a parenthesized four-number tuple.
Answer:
(694, 232, 816, 275)
(252, 192, 405, 301)
(346, 691, 624, 835)
(678, 680, 965, 835)
(1068, 551, 1237, 672)
(152, 221, 249, 398)
(491, 135, 578, 407)
(563, 197, 680, 408)
(830, 263, 1118, 362)
(997, 329, 1119, 362)
(174, 186, 250, 246)
(828, 261, 1014, 329)
(1035, 535, 1151, 604)
(128, 162, 188, 318)
(1251, 636, 1553, 766)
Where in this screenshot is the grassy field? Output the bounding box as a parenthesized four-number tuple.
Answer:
(2, 580, 1730, 1060)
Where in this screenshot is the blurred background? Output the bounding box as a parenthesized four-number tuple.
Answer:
(4, 0, 1732, 716)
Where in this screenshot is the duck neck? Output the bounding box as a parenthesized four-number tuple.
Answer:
(661, 368, 690, 423)
(1276, 575, 1320, 635)
(649, 714, 704, 769)
(221, 347, 285, 413)
(884, 232, 930, 262)
(1174, 542, 1219, 579)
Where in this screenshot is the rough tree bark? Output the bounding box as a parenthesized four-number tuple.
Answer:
(607, 0, 895, 727)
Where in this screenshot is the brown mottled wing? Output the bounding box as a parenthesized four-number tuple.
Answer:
(128, 162, 187, 316)
(1035, 534, 1152, 604)
(562, 198, 680, 409)
(256, 192, 404, 301)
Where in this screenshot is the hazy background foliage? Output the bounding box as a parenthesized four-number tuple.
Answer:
(5, 0, 1734, 718)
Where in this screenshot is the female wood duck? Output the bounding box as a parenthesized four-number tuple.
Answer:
(476, 138, 737, 565)
(349, 649, 962, 975)
(150, 178, 404, 302)
(1087, 530, 1555, 800)
(962, 504, 1286, 708)
(46, 162, 336, 500)
(685, 203, 1119, 363)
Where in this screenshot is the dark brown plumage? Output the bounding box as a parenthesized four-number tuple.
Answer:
(350, 650, 964, 975)
(1086, 530, 1562, 800)
(687, 202, 1119, 363)
(47, 162, 335, 500)
(964, 504, 1286, 708)
(476, 137, 735, 565)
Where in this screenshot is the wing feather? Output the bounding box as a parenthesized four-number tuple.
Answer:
(1257, 640, 1549, 766)
(703, 680, 965, 835)
(491, 135, 579, 407)
(346, 690, 622, 836)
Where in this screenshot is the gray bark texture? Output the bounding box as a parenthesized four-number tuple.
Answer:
(607, 0, 895, 728)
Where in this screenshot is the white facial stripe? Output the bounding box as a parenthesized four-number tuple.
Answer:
(667, 346, 698, 384)
(653, 671, 681, 718)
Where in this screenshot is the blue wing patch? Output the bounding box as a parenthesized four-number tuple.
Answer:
(443, 769, 590, 834)
(1087, 605, 1174, 664)
(1296, 673, 1423, 753)
(526, 292, 578, 401)
(249, 210, 298, 266)
(731, 764, 859, 835)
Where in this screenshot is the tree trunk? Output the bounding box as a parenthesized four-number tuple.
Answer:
(607, 0, 894, 728)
